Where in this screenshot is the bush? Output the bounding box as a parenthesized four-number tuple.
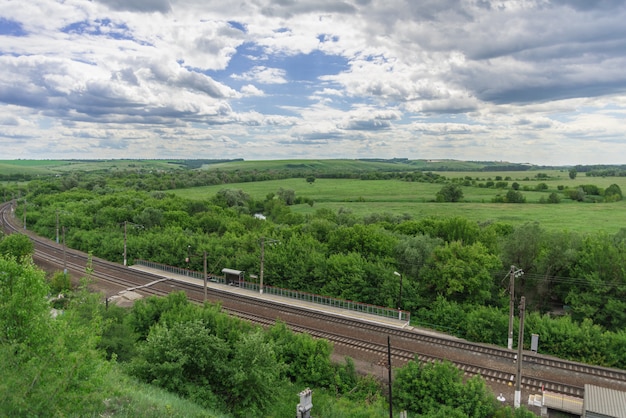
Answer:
(49, 271, 72, 294)
(505, 190, 525, 203)
(436, 184, 463, 202)
(605, 184, 623, 202)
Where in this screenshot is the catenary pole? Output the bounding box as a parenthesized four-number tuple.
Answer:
(515, 296, 526, 408)
(508, 265, 515, 350)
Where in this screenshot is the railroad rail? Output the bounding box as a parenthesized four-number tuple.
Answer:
(2, 200, 626, 401)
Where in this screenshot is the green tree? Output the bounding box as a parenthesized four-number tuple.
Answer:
(505, 189, 526, 203)
(266, 321, 334, 387)
(420, 241, 502, 305)
(129, 320, 230, 409)
(567, 187, 586, 201)
(227, 330, 283, 417)
(0, 233, 34, 259)
(321, 252, 367, 301)
(277, 188, 296, 205)
(569, 168, 577, 179)
(465, 305, 509, 345)
(133, 207, 163, 228)
(604, 183, 623, 202)
(436, 184, 464, 202)
(566, 233, 626, 331)
(533, 230, 581, 307)
(393, 359, 496, 416)
(0, 256, 110, 416)
(500, 222, 543, 275)
(49, 270, 72, 295)
(547, 192, 560, 203)
(395, 234, 443, 280)
(213, 188, 252, 211)
(306, 175, 316, 185)
(327, 223, 397, 260)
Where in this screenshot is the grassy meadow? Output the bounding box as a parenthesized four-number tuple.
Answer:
(2, 159, 625, 234)
(0, 159, 183, 175)
(174, 170, 626, 234)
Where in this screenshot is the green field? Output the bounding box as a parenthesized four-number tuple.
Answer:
(174, 173, 626, 234)
(2, 159, 625, 234)
(199, 158, 496, 173)
(0, 158, 583, 178)
(0, 159, 183, 175)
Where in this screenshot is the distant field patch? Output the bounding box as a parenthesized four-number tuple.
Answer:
(173, 175, 626, 234)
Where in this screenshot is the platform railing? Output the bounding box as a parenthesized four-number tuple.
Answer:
(133, 259, 410, 323)
(134, 259, 224, 284)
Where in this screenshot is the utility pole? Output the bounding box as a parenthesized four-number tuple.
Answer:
(260, 237, 265, 294)
(508, 266, 523, 350)
(515, 296, 526, 408)
(394, 271, 403, 320)
(62, 226, 67, 275)
(388, 336, 393, 418)
(203, 250, 207, 302)
(56, 209, 59, 244)
(123, 221, 127, 266)
(23, 199, 26, 230)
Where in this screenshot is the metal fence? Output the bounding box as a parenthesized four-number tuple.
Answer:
(134, 259, 224, 284)
(246, 282, 410, 322)
(134, 259, 410, 323)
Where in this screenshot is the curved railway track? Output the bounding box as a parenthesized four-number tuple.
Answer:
(3, 200, 626, 401)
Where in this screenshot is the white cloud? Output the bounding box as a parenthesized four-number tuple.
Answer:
(240, 84, 265, 96)
(0, 0, 626, 164)
(232, 66, 288, 84)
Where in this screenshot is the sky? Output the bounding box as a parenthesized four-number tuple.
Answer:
(1, 0, 626, 165)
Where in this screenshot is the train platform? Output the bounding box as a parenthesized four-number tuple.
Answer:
(129, 264, 410, 329)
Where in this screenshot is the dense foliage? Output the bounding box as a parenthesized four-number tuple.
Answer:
(1, 243, 539, 416)
(6, 166, 626, 370)
(0, 255, 111, 416)
(0, 246, 382, 417)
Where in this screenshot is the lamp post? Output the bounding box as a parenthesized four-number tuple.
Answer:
(121, 221, 143, 267)
(394, 271, 403, 320)
(186, 246, 208, 302)
(62, 226, 67, 275)
(259, 237, 279, 295)
(186, 245, 191, 273)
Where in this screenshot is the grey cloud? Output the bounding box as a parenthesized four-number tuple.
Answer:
(112, 68, 140, 86)
(0, 85, 49, 108)
(341, 119, 391, 130)
(94, 0, 171, 13)
(261, 0, 356, 18)
(0, 115, 20, 126)
(552, 0, 626, 12)
(288, 130, 343, 143)
(479, 79, 626, 104)
(97, 137, 131, 149)
(178, 71, 232, 98)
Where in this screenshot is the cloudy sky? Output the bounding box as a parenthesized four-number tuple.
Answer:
(1, 0, 626, 165)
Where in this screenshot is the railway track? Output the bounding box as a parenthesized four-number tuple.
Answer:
(3, 200, 626, 399)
